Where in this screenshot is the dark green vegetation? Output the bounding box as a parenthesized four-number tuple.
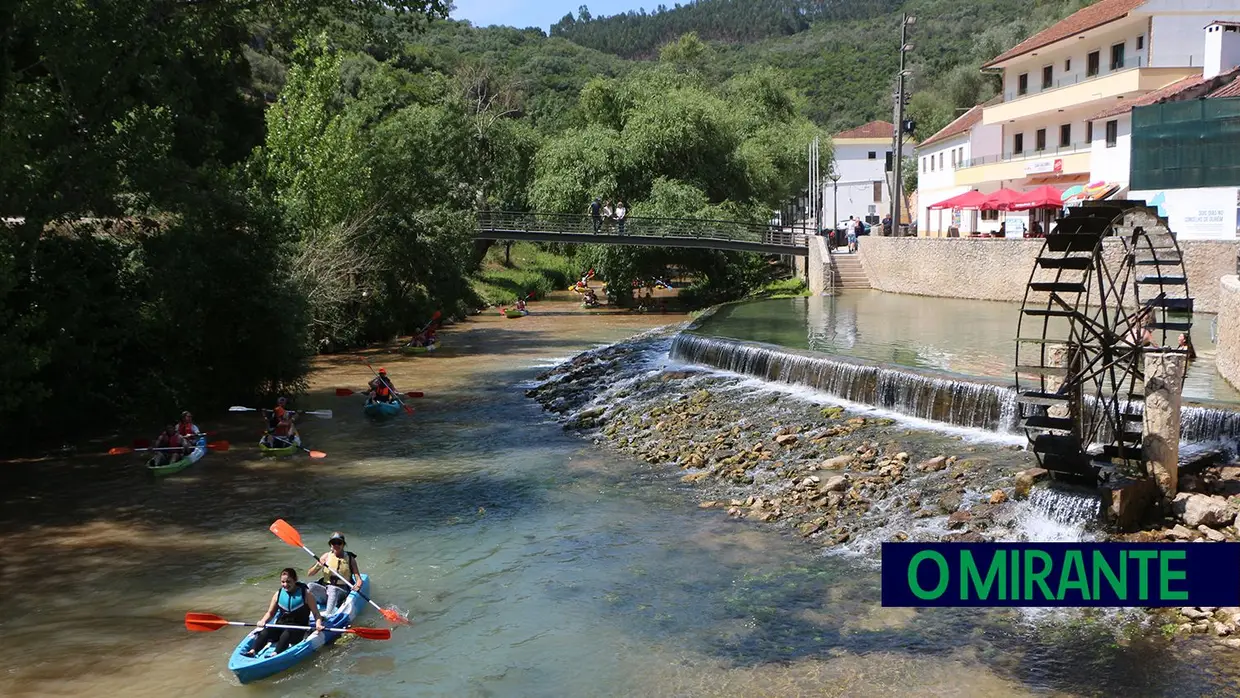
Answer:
(550, 0, 1091, 138)
(2, 0, 1095, 447)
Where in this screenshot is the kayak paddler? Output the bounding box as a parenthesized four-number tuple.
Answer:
(306, 531, 363, 615)
(240, 568, 325, 657)
(263, 407, 298, 448)
(152, 423, 187, 465)
(367, 368, 398, 403)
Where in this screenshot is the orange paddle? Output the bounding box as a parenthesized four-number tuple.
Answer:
(268, 519, 411, 625)
(109, 442, 230, 456)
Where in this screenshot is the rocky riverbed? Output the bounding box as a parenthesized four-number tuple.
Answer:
(527, 324, 1240, 648)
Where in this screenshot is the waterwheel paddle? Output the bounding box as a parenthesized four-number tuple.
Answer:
(184, 612, 391, 640)
(268, 519, 411, 625)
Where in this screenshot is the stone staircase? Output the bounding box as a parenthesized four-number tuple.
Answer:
(830, 251, 871, 289)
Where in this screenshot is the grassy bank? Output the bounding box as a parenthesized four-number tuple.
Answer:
(472, 242, 583, 306)
(746, 277, 810, 300)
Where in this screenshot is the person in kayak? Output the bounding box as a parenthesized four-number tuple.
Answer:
(306, 532, 364, 614)
(367, 368, 398, 403)
(152, 424, 188, 465)
(177, 411, 201, 441)
(261, 397, 292, 430)
(263, 407, 299, 448)
(514, 296, 527, 312)
(240, 568, 325, 657)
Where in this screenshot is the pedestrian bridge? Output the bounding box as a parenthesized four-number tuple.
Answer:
(475, 211, 810, 255)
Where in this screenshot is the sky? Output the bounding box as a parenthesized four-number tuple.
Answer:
(450, 0, 650, 33)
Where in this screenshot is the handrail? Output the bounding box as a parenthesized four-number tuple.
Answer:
(476, 211, 812, 249)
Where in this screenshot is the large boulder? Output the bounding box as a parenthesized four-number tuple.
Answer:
(1172, 493, 1237, 528)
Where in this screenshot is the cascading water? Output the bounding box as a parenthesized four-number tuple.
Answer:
(671, 333, 1020, 433)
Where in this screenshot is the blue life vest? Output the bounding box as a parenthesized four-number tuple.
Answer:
(275, 582, 310, 621)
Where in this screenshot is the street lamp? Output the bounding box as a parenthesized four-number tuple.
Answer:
(826, 165, 841, 246)
(891, 13, 915, 237)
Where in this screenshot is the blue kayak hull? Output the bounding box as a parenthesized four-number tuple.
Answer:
(363, 400, 403, 418)
(227, 574, 371, 685)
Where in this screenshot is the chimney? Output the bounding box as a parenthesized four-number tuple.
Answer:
(1205, 21, 1240, 79)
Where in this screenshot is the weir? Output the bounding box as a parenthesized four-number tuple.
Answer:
(670, 332, 1240, 446)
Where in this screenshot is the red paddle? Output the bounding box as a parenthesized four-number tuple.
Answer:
(109, 442, 230, 456)
(184, 612, 391, 640)
(268, 519, 411, 625)
(335, 388, 423, 398)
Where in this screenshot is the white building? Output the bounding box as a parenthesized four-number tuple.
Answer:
(927, 0, 1240, 238)
(822, 121, 908, 229)
(914, 104, 1003, 236)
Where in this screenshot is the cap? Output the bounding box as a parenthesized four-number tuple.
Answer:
(328, 532, 346, 544)
(378, 368, 387, 374)
(277, 397, 287, 405)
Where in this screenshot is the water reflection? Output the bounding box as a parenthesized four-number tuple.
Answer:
(700, 293, 1240, 403)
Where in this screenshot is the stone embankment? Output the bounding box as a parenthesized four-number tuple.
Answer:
(530, 326, 1240, 649)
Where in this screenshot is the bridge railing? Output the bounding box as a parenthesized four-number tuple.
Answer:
(476, 211, 810, 249)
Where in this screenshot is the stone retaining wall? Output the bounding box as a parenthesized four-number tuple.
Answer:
(806, 234, 831, 296)
(1218, 276, 1240, 391)
(856, 237, 1235, 313)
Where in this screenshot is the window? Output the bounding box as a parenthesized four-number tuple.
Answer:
(1036, 128, 1046, 151)
(1065, 58, 1072, 71)
(1105, 119, 1118, 148)
(1014, 133, 1024, 154)
(868, 151, 877, 159)
(981, 209, 1000, 221)
(1136, 35, 1144, 50)
(872, 181, 883, 203)
(1111, 42, 1126, 70)
(939, 152, 944, 170)
(951, 149, 957, 167)
(921, 157, 926, 173)
(1087, 50, 1100, 76)
(1060, 123, 1071, 147)
(930, 156, 935, 172)
(1086, 121, 1094, 142)
(1018, 73, 1028, 95)
(1042, 65, 1053, 89)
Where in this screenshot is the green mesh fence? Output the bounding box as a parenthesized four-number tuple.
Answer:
(1130, 97, 1240, 190)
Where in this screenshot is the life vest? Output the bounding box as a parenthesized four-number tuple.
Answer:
(177, 422, 197, 437)
(320, 550, 356, 588)
(375, 379, 392, 398)
(272, 420, 292, 437)
(275, 582, 311, 622)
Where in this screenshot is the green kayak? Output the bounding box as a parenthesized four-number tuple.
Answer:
(258, 433, 301, 457)
(146, 434, 207, 476)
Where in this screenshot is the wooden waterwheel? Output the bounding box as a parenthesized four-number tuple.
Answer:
(1014, 201, 1194, 486)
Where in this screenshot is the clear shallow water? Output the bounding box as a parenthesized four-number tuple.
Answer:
(3, 303, 1240, 697)
(692, 293, 1240, 404)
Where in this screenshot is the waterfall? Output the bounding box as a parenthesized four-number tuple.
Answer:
(670, 333, 1019, 433)
(672, 333, 1240, 446)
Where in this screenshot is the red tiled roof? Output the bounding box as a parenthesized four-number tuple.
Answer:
(983, 0, 1146, 68)
(1088, 66, 1240, 120)
(917, 104, 984, 149)
(835, 120, 893, 139)
(1209, 79, 1240, 98)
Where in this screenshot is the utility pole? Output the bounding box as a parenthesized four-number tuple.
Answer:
(891, 13, 915, 236)
(808, 136, 821, 234)
(827, 164, 840, 249)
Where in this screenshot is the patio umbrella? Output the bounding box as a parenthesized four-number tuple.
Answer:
(1011, 185, 1064, 211)
(927, 190, 987, 210)
(981, 188, 1023, 211)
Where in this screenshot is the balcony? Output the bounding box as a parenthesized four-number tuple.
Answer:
(983, 58, 1202, 125)
(954, 148, 1091, 187)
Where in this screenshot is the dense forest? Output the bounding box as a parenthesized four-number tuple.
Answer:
(2, 0, 1101, 447)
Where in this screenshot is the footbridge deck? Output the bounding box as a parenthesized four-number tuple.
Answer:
(475, 211, 810, 255)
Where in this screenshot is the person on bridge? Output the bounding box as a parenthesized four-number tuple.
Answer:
(615, 200, 627, 235)
(590, 197, 602, 233)
(601, 200, 613, 230)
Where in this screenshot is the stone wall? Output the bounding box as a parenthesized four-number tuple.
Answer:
(806, 234, 831, 296)
(1218, 276, 1240, 391)
(857, 237, 1235, 313)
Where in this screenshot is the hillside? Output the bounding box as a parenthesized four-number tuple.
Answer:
(548, 0, 1092, 136)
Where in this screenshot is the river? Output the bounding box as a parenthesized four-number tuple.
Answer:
(3, 295, 1240, 697)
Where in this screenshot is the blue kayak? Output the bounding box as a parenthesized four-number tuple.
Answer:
(363, 399, 403, 419)
(227, 574, 371, 685)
